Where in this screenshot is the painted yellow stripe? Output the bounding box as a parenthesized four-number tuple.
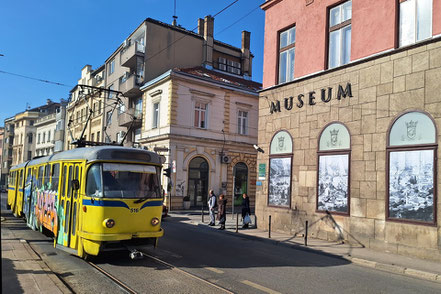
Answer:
(241, 280, 281, 294)
(204, 267, 224, 274)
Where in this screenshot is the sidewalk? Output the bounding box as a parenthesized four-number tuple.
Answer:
(1, 216, 71, 294)
(168, 210, 441, 283)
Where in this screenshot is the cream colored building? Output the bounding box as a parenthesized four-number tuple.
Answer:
(140, 67, 261, 210)
(103, 16, 253, 147)
(34, 113, 57, 157)
(66, 65, 105, 149)
(11, 100, 60, 165)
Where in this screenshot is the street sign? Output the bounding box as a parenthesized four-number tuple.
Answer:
(258, 163, 266, 180)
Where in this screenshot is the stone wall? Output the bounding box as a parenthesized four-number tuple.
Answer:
(257, 40, 441, 261)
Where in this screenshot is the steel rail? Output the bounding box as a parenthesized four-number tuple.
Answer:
(139, 250, 234, 294)
(88, 261, 138, 294)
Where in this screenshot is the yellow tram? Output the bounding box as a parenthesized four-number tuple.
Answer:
(7, 146, 164, 258)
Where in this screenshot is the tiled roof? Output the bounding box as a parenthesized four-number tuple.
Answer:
(175, 67, 261, 92)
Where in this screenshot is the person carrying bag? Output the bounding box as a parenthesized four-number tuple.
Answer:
(241, 193, 251, 228)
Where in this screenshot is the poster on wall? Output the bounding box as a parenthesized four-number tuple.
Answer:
(318, 154, 349, 213)
(389, 150, 434, 222)
(268, 157, 291, 207)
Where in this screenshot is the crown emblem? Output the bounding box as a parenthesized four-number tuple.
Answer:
(330, 129, 339, 136)
(406, 120, 417, 128)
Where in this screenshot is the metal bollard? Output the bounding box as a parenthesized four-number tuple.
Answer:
(236, 213, 239, 233)
(268, 215, 271, 239)
(304, 220, 308, 246)
(201, 205, 204, 223)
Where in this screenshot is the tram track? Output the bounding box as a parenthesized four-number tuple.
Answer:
(87, 261, 138, 294)
(87, 250, 233, 294)
(139, 250, 234, 294)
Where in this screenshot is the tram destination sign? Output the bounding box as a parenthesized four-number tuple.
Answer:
(269, 82, 353, 114)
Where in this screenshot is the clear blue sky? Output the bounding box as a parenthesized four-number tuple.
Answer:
(0, 0, 264, 126)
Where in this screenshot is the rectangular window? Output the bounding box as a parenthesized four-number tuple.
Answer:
(42, 132, 46, 143)
(194, 102, 207, 129)
(37, 133, 41, 144)
(118, 101, 125, 115)
(238, 111, 248, 135)
(399, 0, 432, 47)
(108, 85, 114, 99)
(97, 131, 101, 142)
(28, 133, 33, 144)
(328, 1, 352, 69)
(106, 111, 112, 125)
(47, 130, 51, 142)
(152, 102, 159, 128)
(278, 26, 296, 84)
(109, 59, 115, 76)
(91, 133, 94, 142)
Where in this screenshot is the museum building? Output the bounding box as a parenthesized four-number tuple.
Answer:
(257, 0, 441, 261)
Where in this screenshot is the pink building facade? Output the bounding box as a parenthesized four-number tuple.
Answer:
(258, 0, 441, 261)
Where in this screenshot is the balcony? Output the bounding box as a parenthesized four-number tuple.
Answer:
(118, 108, 142, 128)
(119, 73, 142, 97)
(120, 42, 145, 69)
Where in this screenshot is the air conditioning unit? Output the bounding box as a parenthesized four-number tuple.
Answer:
(221, 155, 231, 164)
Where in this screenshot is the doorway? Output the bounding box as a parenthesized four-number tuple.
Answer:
(187, 157, 209, 207)
(234, 162, 248, 206)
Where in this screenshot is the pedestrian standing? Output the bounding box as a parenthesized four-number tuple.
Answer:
(241, 193, 251, 228)
(217, 194, 227, 230)
(208, 189, 217, 226)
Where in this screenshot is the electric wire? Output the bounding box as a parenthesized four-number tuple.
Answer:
(0, 70, 73, 88)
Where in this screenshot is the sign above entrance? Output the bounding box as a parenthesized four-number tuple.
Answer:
(269, 83, 353, 114)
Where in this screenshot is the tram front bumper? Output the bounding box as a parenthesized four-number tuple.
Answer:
(78, 228, 164, 241)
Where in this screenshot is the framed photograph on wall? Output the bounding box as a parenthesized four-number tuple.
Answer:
(268, 157, 291, 207)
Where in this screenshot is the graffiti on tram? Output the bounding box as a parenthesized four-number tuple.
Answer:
(35, 188, 59, 235)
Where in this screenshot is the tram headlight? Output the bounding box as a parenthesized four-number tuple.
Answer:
(103, 218, 115, 228)
(151, 217, 160, 226)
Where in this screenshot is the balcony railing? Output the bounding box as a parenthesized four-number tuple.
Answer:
(119, 73, 142, 97)
(117, 108, 142, 128)
(120, 42, 145, 69)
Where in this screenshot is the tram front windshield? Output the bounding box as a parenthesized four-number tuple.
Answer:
(86, 163, 161, 199)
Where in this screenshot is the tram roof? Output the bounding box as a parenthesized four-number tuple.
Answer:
(11, 146, 162, 170)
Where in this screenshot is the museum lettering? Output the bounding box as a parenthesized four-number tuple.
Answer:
(270, 83, 353, 114)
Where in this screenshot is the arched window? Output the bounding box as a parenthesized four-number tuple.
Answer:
(317, 122, 351, 214)
(268, 130, 292, 207)
(188, 157, 209, 206)
(387, 111, 437, 224)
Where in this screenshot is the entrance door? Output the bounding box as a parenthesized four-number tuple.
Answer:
(234, 162, 248, 207)
(69, 163, 81, 249)
(188, 157, 209, 207)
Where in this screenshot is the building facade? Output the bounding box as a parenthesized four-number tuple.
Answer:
(1, 117, 14, 186)
(66, 65, 105, 149)
(140, 67, 260, 210)
(34, 113, 57, 157)
(258, 0, 441, 261)
(102, 16, 253, 147)
(0, 127, 4, 189)
(11, 100, 60, 165)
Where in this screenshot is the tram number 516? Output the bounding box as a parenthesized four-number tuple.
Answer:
(130, 208, 139, 213)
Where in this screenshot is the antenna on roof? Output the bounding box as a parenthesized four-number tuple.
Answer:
(172, 0, 178, 26)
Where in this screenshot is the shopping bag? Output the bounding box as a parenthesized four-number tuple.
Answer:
(244, 213, 251, 225)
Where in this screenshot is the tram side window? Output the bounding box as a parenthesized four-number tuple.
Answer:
(19, 170, 24, 188)
(44, 164, 50, 190)
(51, 164, 60, 193)
(38, 166, 44, 189)
(86, 164, 103, 197)
(61, 165, 67, 196)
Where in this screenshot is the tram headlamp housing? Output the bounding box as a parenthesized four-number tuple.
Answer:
(151, 217, 160, 226)
(103, 218, 115, 228)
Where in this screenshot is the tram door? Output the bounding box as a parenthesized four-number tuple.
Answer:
(69, 164, 81, 249)
(59, 163, 81, 249)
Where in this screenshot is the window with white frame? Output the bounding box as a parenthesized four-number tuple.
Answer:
(109, 59, 115, 76)
(108, 85, 114, 99)
(399, 0, 432, 47)
(118, 100, 125, 115)
(279, 26, 296, 83)
(194, 102, 207, 129)
(106, 110, 112, 125)
(152, 102, 159, 129)
(328, 0, 352, 69)
(238, 110, 248, 135)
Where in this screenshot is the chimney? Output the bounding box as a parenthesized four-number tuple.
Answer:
(241, 31, 251, 77)
(197, 18, 205, 35)
(203, 15, 214, 69)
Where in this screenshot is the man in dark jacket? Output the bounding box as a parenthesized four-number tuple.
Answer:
(217, 194, 227, 230)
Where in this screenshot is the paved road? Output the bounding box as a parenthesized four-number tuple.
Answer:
(2, 192, 441, 294)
